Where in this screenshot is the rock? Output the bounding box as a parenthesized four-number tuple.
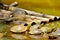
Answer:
(29, 25, 41, 34)
(10, 24, 28, 33)
(12, 9, 26, 21)
(0, 10, 12, 20)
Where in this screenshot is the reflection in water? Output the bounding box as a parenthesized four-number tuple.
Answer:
(11, 34, 28, 40)
(29, 35, 42, 40)
(10, 33, 49, 40)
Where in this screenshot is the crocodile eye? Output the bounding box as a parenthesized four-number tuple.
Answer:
(24, 23, 28, 26)
(31, 22, 36, 26)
